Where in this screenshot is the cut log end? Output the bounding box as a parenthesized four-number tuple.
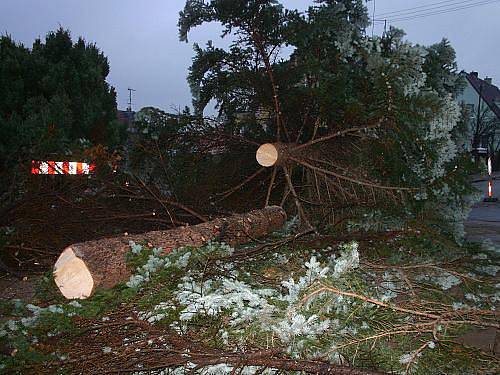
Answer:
(256, 143, 279, 167)
(53, 206, 287, 299)
(53, 247, 94, 299)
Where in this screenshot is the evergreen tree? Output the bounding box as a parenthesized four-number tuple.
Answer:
(423, 38, 465, 97)
(178, 0, 476, 239)
(0, 28, 125, 192)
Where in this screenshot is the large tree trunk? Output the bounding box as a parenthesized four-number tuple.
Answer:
(53, 206, 286, 299)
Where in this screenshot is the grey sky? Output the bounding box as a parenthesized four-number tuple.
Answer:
(1, 0, 499, 113)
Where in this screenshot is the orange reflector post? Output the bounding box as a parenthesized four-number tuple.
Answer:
(31, 161, 96, 175)
(488, 181, 493, 198)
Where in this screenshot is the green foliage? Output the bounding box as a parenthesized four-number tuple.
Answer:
(179, 0, 371, 135)
(0, 275, 137, 373)
(0, 28, 124, 193)
(127, 105, 260, 208)
(1, 233, 497, 374)
(33, 272, 69, 304)
(423, 38, 466, 97)
(127, 107, 195, 192)
(177, 1, 477, 238)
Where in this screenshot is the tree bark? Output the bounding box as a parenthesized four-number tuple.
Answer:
(53, 206, 286, 299)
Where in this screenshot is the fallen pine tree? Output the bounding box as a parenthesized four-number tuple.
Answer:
(170, 0, 479, 243)
(53, 206, 286, 299)
(4, 228, 499, 375)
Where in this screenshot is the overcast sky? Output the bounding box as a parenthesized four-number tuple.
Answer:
(1, 0, 499, 113)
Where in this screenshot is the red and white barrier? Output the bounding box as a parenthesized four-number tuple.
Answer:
(484, 157, 497, 202)
(31, 161, 96, 175)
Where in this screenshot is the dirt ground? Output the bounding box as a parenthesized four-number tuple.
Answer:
(0, 275, 38, 302)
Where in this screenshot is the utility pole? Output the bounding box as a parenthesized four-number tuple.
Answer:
(473, 84, 483, 163)
(476, 84, 482, 141)
(125, 87, 137, 134)
(127, 87, 136, 113)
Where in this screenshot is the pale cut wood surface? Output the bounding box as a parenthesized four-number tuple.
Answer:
(256, 143, 279, 167)
(54, 206, 287, 299)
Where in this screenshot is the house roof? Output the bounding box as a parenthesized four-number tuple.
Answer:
(466, 72, 500, 120)
(117, 110, 135, 123)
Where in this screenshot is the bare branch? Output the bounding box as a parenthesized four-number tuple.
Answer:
(282, 166, 313, 230)
(290, 156, 414, 192)
(215, 168, 267, 202)
(292, 121, 384, 152)
(265, 166, 278, 207)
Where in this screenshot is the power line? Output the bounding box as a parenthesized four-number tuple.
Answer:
(371, 0, 500, 35)
(376, 0, 477, 17)
(386, 0, 500, 21)
(388, 0, 500, 20)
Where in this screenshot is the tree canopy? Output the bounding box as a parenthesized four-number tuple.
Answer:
(178, 0, 474, 238)
(0, 28, 125, 190)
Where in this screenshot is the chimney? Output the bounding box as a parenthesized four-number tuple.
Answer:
(485, 77, 492, 84)
(470, 71, 479, 77)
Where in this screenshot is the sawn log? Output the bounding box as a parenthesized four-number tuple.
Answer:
(53, 206, 286, 299)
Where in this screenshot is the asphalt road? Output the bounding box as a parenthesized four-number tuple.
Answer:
(465, 179, 500, 246)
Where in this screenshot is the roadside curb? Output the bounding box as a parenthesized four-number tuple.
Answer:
(471, 177, 500, 183)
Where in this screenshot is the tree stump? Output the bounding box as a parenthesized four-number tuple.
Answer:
(53, 206, 286, 299)
(256, 143, 297, 167)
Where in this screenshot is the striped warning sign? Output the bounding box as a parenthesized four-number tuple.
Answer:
(31, 161, 96, 175)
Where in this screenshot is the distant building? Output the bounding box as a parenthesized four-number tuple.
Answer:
(117, 109, 137, 133)
(456, 72, 500, 157)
